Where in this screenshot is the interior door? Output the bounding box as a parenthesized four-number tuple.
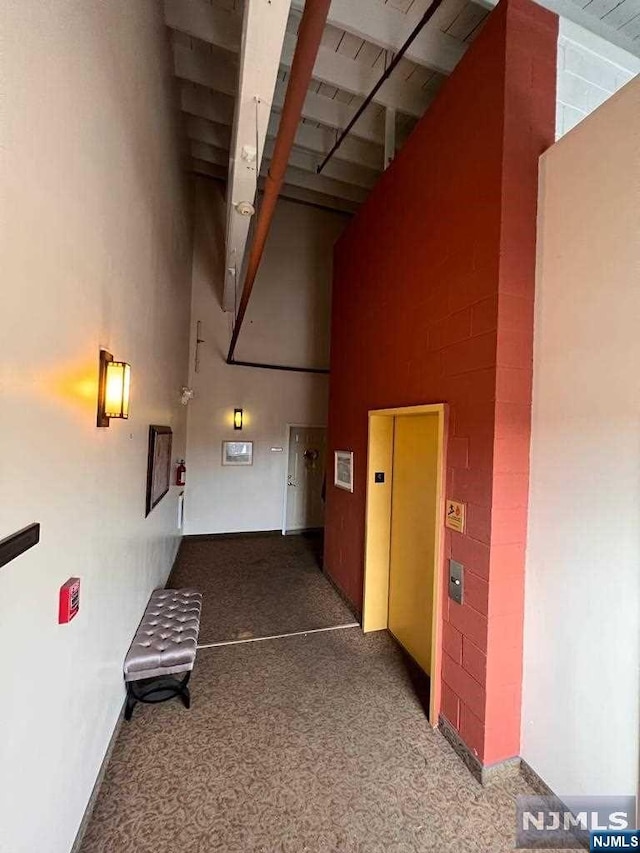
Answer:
(285, 426, 326, 532)
(388, 414, 439, 675)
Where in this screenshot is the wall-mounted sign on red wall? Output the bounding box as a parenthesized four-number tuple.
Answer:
(445, 500, 466, 533)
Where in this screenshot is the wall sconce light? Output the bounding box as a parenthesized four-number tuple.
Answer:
(97, 349, 131, 428)
(233, 408, 244, 430)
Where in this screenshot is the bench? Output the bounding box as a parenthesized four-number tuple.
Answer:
(123, 588, 202, 721)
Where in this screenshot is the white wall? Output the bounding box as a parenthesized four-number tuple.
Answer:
(237, 194, 339, 369)
(184, 178, 348, 535)
(556, 19, 639, 138)
(523, 78, 640, 798)
(0, 2, 192, 852)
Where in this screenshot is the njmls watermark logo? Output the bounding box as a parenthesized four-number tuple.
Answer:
(590, 830, 640, 850)
(516, 796, 637, 849)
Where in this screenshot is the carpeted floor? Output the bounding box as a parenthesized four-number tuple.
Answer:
(80, 629, 553, 853)
(168, 533, 356, 645)
(79, 534, 573, 852)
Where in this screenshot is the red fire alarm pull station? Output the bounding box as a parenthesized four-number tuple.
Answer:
(59, 577, 80, 624)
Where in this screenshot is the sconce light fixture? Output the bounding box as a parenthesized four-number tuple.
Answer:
(97, 349, 131, 428)
(233, 408, 244, 431)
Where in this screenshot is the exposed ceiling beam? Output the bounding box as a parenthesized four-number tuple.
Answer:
(167, 0, 432, 118)
(190, 158, 359, 215)
(181, 91, 383, 170)
(190, 141, 229, 169)
(260, 180, 358, 215)
(272, 78, 384, 144)
(216, 0, 291, 311)
(190, 140, 368, 205)
(279, 31, 431, 117)
(184, 113, 381, 181)
(191, 158, 227, 181)
(270, 139, 377, 188)
(174, 43, 386, 145)
(268, 112, 382, 171)
(180, 83, 235, 127)
(271, 164, 368, 205)
(173, 41, 238, 100)
(167, 0, 466, 77)
(290, 0, 465, 75)
(165, 0, 241, 52)
(185, 115, 232, 150)
(187, 122, 377, 190)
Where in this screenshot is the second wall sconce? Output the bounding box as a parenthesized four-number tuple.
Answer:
(97, 349, 131, 428)
(233, 408, 244, 430)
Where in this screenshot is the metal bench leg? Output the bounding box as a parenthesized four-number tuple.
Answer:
(124, 684, 137, 721)
(179, 671, 191, 710)
(124, 671, 193, 719)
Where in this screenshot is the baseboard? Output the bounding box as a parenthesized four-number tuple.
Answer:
(70, 699, 125, 853)
(73, 537, 182, 850)
(182, 530, 282, 541)
(519, 758, 555, 796)
(438, 715, 521, 786)
(283, 527, 324, 536)
(519, 759, 590, 850)
(438, 719, 590, 849)
(322, 568, 362, 623)
(166, 536, 184, 586)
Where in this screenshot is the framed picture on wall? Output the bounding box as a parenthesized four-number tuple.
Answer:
(145, 425, 173, 517)
(334, 450, 354, 492)
(222, 440, 253, 466)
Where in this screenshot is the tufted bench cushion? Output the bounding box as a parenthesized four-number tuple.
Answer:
(123, 588, 201, 720)
(124, 589, 202, 682)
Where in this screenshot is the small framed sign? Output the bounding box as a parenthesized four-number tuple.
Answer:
(222, 440, 253, 466)
(334, 450, 354, 492)
(445, 499, 466, 533)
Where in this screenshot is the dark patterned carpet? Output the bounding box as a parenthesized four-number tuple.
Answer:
(80, 629, 553, 853)
(79, 535, 572, 852)
(168, 533, 357, 645)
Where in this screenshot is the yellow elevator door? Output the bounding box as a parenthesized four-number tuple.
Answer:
(388, 414, 439, 675)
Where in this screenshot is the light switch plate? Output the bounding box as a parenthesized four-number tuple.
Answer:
(449, 559, 463, 605)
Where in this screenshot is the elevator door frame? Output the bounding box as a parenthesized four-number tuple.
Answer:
(362, 403, 447, 726)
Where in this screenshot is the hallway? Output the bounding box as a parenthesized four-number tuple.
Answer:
(169, 533, 356, 645)
(80, 536, 543, 853)
(3, 1, 639, 848)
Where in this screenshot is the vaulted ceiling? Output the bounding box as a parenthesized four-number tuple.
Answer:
(164, 0, 640, 309)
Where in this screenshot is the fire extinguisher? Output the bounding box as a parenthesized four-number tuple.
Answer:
(176, 459, 186, 486)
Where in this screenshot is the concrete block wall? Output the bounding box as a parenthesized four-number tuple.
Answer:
(556, 18, 640, 138)
(325, 0, 558, 768)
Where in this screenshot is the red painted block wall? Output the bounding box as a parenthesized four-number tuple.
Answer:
(324, 0, 557, 766)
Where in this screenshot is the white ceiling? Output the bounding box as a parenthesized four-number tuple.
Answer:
(166, 0, 639, 202)
(163, 0, 639, 306)
(165, 0, 492, 213)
